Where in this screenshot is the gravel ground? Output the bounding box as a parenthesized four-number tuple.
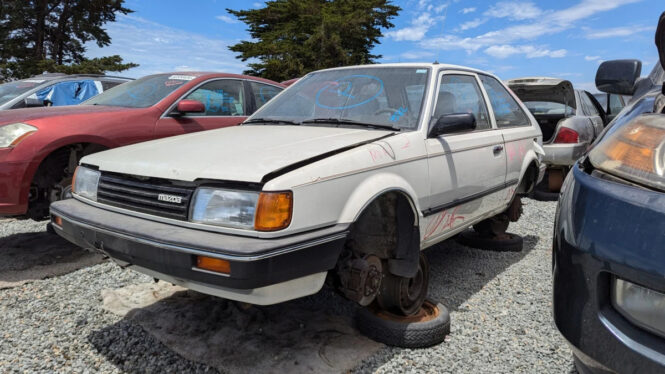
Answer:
(0, 199, 574, 373)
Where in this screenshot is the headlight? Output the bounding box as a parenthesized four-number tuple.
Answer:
(190, 188, 292, 231)
(589, 115, 665, 190)
(72, 166, 101, 201)
(0, 123, 37, 148)
(612, 278, 665, 338)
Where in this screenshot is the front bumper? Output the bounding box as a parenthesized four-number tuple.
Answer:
(542, 142, 587, 166)
(50, 198, 349, 305)
(0, 149, 33, 215)
(553, 163, 665, 373)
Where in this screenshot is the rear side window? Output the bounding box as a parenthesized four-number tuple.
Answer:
(249, 82, 282, 110)
(435, 74, 491, 130)
(581, 92, 600, 116)
(100, 80, 125, 91)
(609, 94, 623, 114)
(185, 79, 245, 116)
(479, 75, 530, 128)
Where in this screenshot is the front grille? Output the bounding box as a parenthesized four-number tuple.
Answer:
(97, 173, 195, 220)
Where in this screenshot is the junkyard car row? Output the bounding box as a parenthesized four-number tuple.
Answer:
(2, 11, 665, 374)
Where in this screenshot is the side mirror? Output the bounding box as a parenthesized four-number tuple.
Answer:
(24, 98, 46, 108)
(595, 59, 642, 95)
(657, 11, 665, 71)
(174, 99, 205, 115)
(429, 113, 476, 137)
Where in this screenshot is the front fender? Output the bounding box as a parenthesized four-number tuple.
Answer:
(339, 172, 423, 225)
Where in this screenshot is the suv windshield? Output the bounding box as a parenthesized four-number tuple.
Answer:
(247, 67, 430, 130)
(85, 74, 193, 108)
(0, 79, 45, 106)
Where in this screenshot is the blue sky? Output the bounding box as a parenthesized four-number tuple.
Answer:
(86, 0, 661, 92)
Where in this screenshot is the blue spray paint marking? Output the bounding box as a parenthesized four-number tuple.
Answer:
(315, 75, 384, 110)
(390, 107, 408, 122)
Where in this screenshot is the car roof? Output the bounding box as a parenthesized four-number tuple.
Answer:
(141, 72, 285, 87)
(306, 62, 494, 76)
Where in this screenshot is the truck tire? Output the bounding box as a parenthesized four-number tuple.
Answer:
(355, 299, 450, 348)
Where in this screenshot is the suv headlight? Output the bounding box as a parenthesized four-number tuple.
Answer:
(589, 114, 665, 190)
(190, 188, 292, 231)
(0, 123, 37, 148)
(72, 166, 101, 201)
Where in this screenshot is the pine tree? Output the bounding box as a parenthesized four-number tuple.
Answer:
(228, 0, 400, 82)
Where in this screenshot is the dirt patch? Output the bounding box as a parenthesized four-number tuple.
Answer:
(0, 228, 105, 288)
(102, 282, 384, 373)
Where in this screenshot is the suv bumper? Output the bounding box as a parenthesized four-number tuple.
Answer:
(0, 149, 32, 215)
(542, 142, 587, 166)
(553, 164, 665, 373)
(50, 198, 349, 305)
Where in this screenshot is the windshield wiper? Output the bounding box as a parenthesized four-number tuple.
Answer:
(301, 118, 401, 131)
(244, 118, 301, 126)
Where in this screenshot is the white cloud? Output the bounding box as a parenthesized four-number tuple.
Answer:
(252, 2, 263, 7)
(585, 25, 652, 39)
(385, 13, 437, 41)
(484, 1, 542, 20)
(420, 0, 643, 58)
(485, 45, 567, 58)
(400, 50, 435, 60)
(216, 15, 239, 24)
(458, 18, 486, 31)
(85, 15, 246, 78)
(460, 7, 476, 14)
(584, 55, 600, 61)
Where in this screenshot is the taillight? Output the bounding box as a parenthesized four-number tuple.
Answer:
(553, 128, 579, 143)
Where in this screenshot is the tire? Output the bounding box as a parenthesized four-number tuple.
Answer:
(456, 230, 523, 252)
(356, 299, 450, 348)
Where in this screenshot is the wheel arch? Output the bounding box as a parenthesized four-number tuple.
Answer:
(516, 151, 541, 195)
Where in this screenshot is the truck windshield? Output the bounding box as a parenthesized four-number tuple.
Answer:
(85, 74, 194, 108)
(0, 79, 44, 106)
(246, 67, 430, 130)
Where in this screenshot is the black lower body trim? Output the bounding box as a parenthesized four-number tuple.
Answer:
(422, 179, 518, 217)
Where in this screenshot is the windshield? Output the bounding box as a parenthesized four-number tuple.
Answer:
(85, 74, 193, 108)
(523, 101, 575, 116)
(0, 79, 45, 106)
(248, 67, 430, 130)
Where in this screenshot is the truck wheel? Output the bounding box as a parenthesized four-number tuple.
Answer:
(356, 299, 450, 348)
(456, 230, 523, 252)
(376, 253, 429, 316)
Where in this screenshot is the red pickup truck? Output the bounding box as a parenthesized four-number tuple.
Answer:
(0, 72, 284, 219)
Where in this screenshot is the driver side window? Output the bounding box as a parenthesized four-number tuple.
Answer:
(434, 74, 491, 130)
(184, 79, 245, 116)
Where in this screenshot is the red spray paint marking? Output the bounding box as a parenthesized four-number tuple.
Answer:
(423, 206, 465, 240)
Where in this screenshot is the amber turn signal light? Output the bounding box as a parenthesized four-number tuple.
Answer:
(254, 191, 293, 231)
(196, 256, 231, 274)
(52, 215, 63, 227)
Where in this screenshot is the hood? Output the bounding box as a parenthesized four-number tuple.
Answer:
(0, 105, 133, 126)
(507, 77, 576, 108)
(82, 125, 394, 183)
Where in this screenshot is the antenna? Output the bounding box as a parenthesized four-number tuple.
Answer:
(436, 1, 449, 64)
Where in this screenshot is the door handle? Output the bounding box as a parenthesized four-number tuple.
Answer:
(493, 145, 504, 155)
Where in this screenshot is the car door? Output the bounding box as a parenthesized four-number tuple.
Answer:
(423, 71, 507, 243)
(478, 74, 535, 187)
(155, 78, 248, 138)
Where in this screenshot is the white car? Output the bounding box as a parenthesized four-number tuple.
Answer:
(51, 63, 545, 347)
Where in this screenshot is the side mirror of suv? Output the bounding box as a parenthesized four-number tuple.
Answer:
(173, 99, 205, 116)
(657, 11, 665, 72)
(429, 113, 476, 138)
(595, 59, 642, 95)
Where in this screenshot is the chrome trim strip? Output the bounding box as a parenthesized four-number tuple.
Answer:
(55, 209, 348, 262)
(191, 266, 231, 277)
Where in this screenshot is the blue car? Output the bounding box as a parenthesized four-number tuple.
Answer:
(553, 12, 665, 374)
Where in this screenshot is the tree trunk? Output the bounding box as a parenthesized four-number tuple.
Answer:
(33, 0, 49, 60)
